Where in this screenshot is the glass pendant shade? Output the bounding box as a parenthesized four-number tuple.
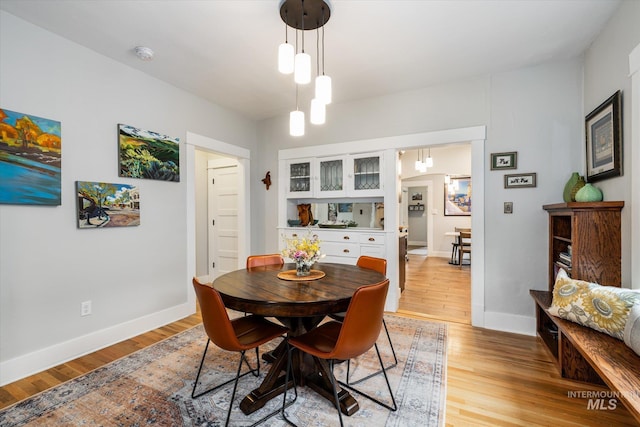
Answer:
(310, 98, 326, 125)
(315, 75, 332, 104)
(278, 42, 294, 74)
(426, 156, 434, 168)
(415, 160, 422, 171)
(290, 110, 305, 136)
(294, 52, 311, 84)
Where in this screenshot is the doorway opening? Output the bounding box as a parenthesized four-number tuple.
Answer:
(185, 132, 251, 313)
(397, 144, 472, 325)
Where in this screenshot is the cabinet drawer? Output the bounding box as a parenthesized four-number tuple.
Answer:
(360, 244, 385, 258)
(321, 241, 359, 258)
(283, 229, 319, 239)
(359, 233, 385, 245)
(315, 230, 359, 243)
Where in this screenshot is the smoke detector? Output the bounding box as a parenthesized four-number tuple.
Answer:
(134, 46, 154, 61)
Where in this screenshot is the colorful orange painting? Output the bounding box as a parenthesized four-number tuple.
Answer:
(0, 108, 61, 205)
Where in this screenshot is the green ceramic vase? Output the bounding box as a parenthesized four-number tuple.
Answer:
(575, 183, 603, 202)
(570, 176, 586, 202)
(563, 172, 579, 203)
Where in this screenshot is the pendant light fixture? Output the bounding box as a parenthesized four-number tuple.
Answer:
(415, 149, 427, 172)
(310, 26, 326, 125)
(279, 0, 332, 136)
(426, 148, 434, 167)
(314, 6, 331, 104)
(290, 85, 305, 136)
(278, 9, 294, 74)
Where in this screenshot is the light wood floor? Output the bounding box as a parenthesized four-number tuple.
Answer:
(399, 253, 471, 324)
(1, 258, 637, 425)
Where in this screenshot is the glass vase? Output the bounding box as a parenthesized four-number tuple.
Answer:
(295, 259, 312, 276)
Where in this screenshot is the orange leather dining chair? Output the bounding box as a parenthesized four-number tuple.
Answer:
(191, 277, 289, 427)
(246, 254, 285, 269)
(281, 279, 396, 427)
(330, 255, 397, 384)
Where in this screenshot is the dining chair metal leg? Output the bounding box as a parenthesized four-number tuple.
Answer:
(282, 342, 300, 427)
(191, 340, 260, 399)
(329, 359, 346, 427)
(346, 318, 398, 386)
(338, 343, 398, 412)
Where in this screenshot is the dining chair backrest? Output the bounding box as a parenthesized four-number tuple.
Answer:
(356, 255, 387, 276)
(246, 254, 284, 269)
(330, 279, 389, 360)
(192, 277, 241, 352)
(455, 227, 471, 245)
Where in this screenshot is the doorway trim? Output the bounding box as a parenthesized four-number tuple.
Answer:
(185, 131, 251, 309)
(630, 42, 639, 289)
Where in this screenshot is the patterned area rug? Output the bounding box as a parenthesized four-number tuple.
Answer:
(0, 315, 447, 427)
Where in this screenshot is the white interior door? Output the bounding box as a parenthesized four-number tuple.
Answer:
(208, 159, 238, 279)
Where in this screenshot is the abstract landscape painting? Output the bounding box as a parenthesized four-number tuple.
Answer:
(0, 108, 62, 205)
(76, 181, 140, 228)
(118, 124, 179, 182)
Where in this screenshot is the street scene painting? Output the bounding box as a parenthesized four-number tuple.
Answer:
(77, 181, 140, 228)
(0, 108, 62, 205)
(118, 124, 179, 182)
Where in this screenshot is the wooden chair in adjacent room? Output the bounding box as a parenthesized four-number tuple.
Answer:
(281, 279, 396, 427)
(191, 277, 290, 427)
(329, 255, 397, 384)
(246, 253, 285, 268)
(458, 230, 471, 267)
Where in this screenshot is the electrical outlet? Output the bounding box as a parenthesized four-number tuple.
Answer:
(81, 300, 92, 316)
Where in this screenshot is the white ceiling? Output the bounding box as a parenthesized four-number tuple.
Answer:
(0, 0, 620, 121)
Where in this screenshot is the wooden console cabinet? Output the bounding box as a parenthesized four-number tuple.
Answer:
(543, 201, 624, 291)
(536, 201, 624, 363)
(532, 201, 640, 423)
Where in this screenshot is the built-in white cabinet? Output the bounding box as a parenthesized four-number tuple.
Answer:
(279, 228, 386, 265)
(284, 152, 384, 198)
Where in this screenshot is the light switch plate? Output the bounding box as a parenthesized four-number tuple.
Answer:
(504, 202, 513, 214)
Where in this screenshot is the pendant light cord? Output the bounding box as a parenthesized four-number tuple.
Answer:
(321, 6, 326, 75)
(316, 27, 320, 76)
(301, 0, 305, 53)
(284, 9, 289, 43)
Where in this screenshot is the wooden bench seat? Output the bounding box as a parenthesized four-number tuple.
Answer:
(531, 290, 640, 423)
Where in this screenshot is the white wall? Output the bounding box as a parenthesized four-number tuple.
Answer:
(583, 0, 640, 288)
(0, 12, 257, 384)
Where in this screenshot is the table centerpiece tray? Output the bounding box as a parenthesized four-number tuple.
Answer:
(277, 270, 326, 281)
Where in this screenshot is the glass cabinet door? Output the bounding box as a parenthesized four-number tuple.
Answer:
(316, 156, 346, 198)
(287, 160, 313, 197)
(351, 152, 383, 196)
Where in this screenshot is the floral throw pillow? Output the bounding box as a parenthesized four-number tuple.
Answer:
(549, 269, 640, 341)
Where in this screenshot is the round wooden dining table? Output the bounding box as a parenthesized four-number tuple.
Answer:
(213, 262, 386, 416)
